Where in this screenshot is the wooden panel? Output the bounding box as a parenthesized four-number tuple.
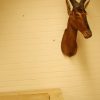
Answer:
(0, 93, 49, 100)
(0, 89, 63, 100)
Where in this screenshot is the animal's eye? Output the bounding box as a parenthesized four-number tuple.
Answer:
(83, 12, 87, 15)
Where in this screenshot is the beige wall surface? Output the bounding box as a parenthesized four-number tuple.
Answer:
(0, 0, 100, 100)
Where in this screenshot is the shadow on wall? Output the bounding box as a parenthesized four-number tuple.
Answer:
(74, 31, 96, 99)
(77, 32, 90, 71)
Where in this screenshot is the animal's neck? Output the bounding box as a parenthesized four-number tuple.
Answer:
(61, 18, 78, 56)
(67, 20, 78, 41)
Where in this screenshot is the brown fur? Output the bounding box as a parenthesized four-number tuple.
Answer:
(61, 0, 92, 57)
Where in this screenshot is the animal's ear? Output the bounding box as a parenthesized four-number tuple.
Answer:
(66, 0, 71, 15)
(84, 0, 90, 9)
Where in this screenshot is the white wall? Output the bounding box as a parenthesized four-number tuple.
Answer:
(0, 0, 100, 100)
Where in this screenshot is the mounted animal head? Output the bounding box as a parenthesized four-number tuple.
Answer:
(66, 0, 92, 38)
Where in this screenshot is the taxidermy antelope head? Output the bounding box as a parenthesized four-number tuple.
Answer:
(61, 0, 92, 57)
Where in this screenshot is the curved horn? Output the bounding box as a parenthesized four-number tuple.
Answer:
(66, 0, 71, 15)
(80, 0, 86, 8)
(84, 0, 90, 9)
(70, 0, 79, 8)
(80, 0, 86, 4)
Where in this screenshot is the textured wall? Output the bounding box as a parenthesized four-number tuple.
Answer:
(0, 0, 100, 100)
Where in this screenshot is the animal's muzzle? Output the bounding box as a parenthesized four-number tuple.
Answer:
(83, 30, 92, 39)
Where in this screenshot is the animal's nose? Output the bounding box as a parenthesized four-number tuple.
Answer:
(83, 30, 92, 39)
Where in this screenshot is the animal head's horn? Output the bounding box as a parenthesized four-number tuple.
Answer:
(70, 0, 79, 8)
(80, 0, 87, 8)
